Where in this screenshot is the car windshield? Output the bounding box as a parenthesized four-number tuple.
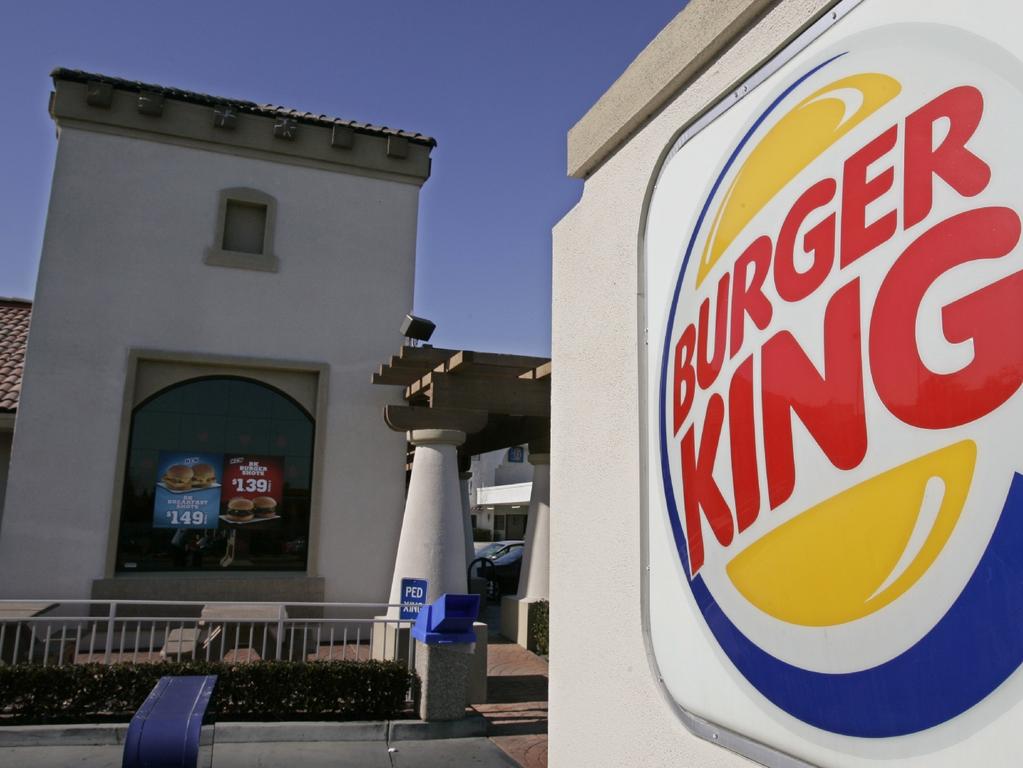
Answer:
(493, 545, 523, 560)
(475, 543, 506, 559)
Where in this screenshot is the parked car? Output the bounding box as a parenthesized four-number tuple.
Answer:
(470, 540, 524, 600)
(474, 540, 521, 558)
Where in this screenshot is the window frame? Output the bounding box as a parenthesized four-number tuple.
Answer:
(204, 187, 279, 273)
(104, 350, 329, 579)
(113, 374, 316, 574)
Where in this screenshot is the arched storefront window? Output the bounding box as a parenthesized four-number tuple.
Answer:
(115, 376, 314, 572)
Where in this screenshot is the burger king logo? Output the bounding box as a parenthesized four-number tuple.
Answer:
(657, 25, 1023, 737)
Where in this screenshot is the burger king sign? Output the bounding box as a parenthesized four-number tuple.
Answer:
(645, 9, 1023, 760)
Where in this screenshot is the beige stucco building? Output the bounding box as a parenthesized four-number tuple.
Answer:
(0, 69, 435, 604)
(469, 444, 533, 540)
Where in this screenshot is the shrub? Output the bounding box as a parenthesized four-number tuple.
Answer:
(528, 600, 549, 656)
(0, 660, 417, 725)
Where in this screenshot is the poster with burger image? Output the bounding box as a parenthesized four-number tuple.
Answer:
(152, 451, 223, 529)
(219, 454, 284, 525)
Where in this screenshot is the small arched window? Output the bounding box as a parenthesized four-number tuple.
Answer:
(115, 376, 313, 572)
(204, 187, 278, 272)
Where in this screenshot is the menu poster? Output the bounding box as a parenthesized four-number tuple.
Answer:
(220, 455, 285, 524)
(152, 451, 223, 529)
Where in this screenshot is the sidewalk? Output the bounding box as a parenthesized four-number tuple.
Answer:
(0, 738, 520, 767)
(475, 609, 549, 768)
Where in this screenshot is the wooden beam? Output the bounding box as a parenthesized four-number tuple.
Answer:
(461, 414, 550, 456)
(462, 350, 549, 369)
(528, 432, 551, 453)
(373, 346, 459, 387)
(373, 346, 551, 399)
(405, 372, 434, 399)
(372, 368, 417, 386)
(519, 361, 552, 380)
(383, 405, 489, 434)
(395, 345, 458, 366)
(446, 350, 549, 378)
(428, 373, 550, 417)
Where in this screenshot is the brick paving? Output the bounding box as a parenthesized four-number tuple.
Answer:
(474, 631, 549, 768)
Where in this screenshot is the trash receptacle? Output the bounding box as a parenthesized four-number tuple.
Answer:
(122, 675, 217, 768)
(412, 594, 481, 721)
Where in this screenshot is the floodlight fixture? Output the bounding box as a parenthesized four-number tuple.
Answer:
(401, 313, 436, 343)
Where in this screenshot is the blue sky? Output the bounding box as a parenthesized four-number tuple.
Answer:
(0, 1, 686, 356)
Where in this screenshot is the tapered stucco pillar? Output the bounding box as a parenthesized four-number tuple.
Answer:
(373, 429, 470, 661)
(386, 429, 469, 611)
(460, 470, 475, 575)
(501, 452, 550, 647)
(374, 406, 488, 661)
(516, 453, 550, 600)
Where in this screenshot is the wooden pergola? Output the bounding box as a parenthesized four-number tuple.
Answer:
(371, 345, 551, 469)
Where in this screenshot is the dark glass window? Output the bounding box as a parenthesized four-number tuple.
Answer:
(222, 200, 267, 254)
(115, 377, 314, 572)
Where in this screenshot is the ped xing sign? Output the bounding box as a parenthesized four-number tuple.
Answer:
(400, 578, 428, 621)
(644, 2, 1023, 765)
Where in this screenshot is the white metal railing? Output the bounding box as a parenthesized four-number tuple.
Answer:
(0, 599, 419, 671)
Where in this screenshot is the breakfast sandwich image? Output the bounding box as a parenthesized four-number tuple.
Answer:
(161, 464, 194, 492)
(190, 463, 217, 488)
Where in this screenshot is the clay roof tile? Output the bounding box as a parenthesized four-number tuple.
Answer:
(0, 299, 31, 413)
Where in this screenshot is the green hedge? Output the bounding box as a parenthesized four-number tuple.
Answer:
(528, 600, 549, 656)
(0, 660, 417, 724)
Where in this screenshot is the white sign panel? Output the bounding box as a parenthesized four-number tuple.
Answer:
(644, 1, 1023, 764)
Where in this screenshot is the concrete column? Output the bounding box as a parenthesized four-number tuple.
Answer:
(460, 470, 474, 577)
(500, 452, 550, 647)
(516, 453, 550, 600)
(386, 429, 469, 612)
